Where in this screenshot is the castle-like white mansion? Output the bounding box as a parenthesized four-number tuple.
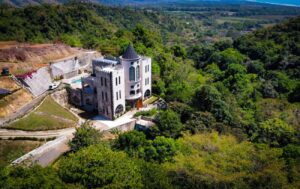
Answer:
(70, 44, 151, 120)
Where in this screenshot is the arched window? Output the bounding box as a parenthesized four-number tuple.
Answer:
(115, 104, 124, 114)
(129, 66, 135, 81)
(136, 65, 140, 80)
(144, 89, 151, 98)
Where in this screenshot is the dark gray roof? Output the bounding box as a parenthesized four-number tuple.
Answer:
(122, 44, 139, 59)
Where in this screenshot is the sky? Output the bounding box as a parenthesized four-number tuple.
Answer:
(246, 0, 300, 7)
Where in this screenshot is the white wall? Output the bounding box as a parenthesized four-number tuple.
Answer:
(23, 67, 52, 97)
(112, 67, 125, 117)
(121, 57, 142, 100)
(96, 70, 113, 119)
(141, 57, 152, 99)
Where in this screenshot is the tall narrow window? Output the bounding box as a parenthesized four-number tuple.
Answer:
(136, 65, 140, 80)
(116, 92, 118, 100)
(129, 66, 135, 81)
(119, 90, 121, 99)
(115, 78, 118, 86)
(105, 78, 107, 87)
(102, 92, 104, 100)
(101, 77, 103, 86)
(119, 76, 121, 84)
(105, 92, 108, 101)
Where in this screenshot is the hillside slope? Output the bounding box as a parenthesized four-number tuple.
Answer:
(0, 42, 81, 74)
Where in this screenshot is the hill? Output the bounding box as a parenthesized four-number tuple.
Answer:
(0, 2, 300, 188)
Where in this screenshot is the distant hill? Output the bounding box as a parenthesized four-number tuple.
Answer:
(0, 0, 65, 7)
(2, 0, 295, 7)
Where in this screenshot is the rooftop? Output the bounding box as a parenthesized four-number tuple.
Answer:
(122, 44, 139, 60)
(93, 57, 119, 65)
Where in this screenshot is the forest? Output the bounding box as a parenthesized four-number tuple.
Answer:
(0, 2, 300, 189)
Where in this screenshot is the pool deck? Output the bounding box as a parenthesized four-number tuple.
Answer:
(63, 73, 89, 89)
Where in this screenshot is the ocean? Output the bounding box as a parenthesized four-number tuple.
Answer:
(247, 0, 300, 7)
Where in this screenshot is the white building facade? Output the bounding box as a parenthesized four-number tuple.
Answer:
(120, 44, 152, 106)
(78, 44, 151, 120)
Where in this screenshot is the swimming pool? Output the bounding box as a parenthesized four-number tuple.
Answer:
(72, 78, 82, 84)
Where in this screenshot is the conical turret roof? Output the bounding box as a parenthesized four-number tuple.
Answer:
(122, 44, 139, 59)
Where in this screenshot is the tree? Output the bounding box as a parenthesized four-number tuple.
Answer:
(288, 85, 300, 102)
(188, 45, 214, 68)
(184, 111, 217, 134)
(114, 131, 178, 163)
(149, 110, 183, 139)
(193, 85, 232, 123)
(69, 122, 103, 152)
(247, 60, 265, 76)
(262, 80, 278, 98)
(58, 144, 143, 188)
(138, 161, 173, 189)
(282, 145, 300, 184)
(204, 63, 224, 81)
(213, 39, 232, 51)
(209, 48, 247, 70)
(171, 45, 187, 58)
(252, 118, 295, 146)
(165, 132, 288, 189)
(267, 71, 295, 94)
(169, 101, 193, 123)
(114, 130, 148, 157)
(0, 166, 66, 189)
(225, 63, 247, 77)
(143, 136, 179, 163)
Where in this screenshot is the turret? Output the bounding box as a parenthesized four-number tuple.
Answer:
(120, 44, 142, 101)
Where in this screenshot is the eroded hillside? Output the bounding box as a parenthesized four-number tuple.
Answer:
(0, 76, 33, 118)
(0, 41, 81, 74)
(0, 41, 85, 119)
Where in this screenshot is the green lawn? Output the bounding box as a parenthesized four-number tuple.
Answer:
(143, 96, 159, 105)
(7, 96, 78, 131)
(0, 140, 44, 167)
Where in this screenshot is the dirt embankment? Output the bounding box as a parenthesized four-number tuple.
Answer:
(0, 76, 33, 118)
(0, 41, 81, 74)
(0, 41, 84, 119)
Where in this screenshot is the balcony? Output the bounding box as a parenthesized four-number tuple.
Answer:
(126, 92, 142, 100)
(127, 78, 141, 84)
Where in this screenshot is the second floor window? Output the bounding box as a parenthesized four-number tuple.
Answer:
(136, 65, 140, 80)
(129, 66, 135, 81)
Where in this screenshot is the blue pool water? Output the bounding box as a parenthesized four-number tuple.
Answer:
(72, 78, 82, 84)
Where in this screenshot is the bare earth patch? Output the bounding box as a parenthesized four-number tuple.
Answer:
(0, 140, 44, 167)
(0, 41, 81, 74)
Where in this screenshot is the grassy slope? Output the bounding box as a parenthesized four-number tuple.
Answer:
(7, 96, 78, 131)
(0, 140, 44, 167)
